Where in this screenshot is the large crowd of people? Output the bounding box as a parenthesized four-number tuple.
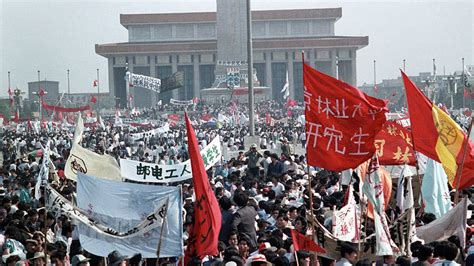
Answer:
(0, 99, 473, 266)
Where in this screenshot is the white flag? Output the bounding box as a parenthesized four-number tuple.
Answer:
(332, 185, 358, 241)
(422, 159, 452, 218)
(72, 114, 84, 144)
(35, 140, 50, 200)
(64, 143, 122, 182)
(417, 197, 470, 248)
(396, 165, 414, 212)
(362, 155, 396, 256)
(281, 71, 290, 99)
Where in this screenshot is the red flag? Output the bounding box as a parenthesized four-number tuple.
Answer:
(93, 80, 98, 87)
(90, 96, 97, 104)
(39, 88, 46, 97)
(374, 121, 416, 166)
(265, 113, 272, 125)
(464, 109, 472, 117)
(290, 229, 326, 253)
(168, 113, 179, 122)
(304, 63, 388, 171)
(183, 112, 222, 262)
(201, 113, 212, 122)
(402, 71, 474, 189)
(285, 98, 297, 108)
(14, 109, 19, 122)
(464, 88, 469, 97)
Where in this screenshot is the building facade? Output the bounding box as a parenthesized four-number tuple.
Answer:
(96, 1, 368, 108)
(28, 81, 60, 103)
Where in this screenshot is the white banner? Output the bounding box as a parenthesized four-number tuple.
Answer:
(332, 186, 358, 242)
(76, 173, 183, 258)
(46, 186, 169, 239)
(417, 197, 470, 248)
(170, 98, 194, 106)
(120, 136, 221, 183)
(129, 123, 170, 141)
(127, 72, 161, 92)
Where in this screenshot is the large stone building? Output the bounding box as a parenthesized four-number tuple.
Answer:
(28, 80, 60, 103)
(96, 0, 368, 108)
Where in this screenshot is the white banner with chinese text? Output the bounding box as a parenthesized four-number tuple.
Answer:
(120, 136, 221, 183)
(76, 173, 182, 258)
(170, 98, 194, 106)
(130, 123, 170, 141)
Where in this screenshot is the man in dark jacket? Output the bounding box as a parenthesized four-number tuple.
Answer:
(218, 196, 234, 244)
(232, 192, 258, 248)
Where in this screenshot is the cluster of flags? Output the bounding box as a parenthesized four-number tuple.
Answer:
(304, 63, 474, 189)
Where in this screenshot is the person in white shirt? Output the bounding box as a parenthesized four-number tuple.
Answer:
(335, 244, 358, 266)
(270, 177, 285, 197)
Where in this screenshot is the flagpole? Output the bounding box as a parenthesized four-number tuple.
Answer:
(401, 69, 424, 210)
(373, 60, 377, 94)
(38, 70, 43, 121)
(302, 50, 318, 266)
(336, 56, 339, 80)
(454, 118, 473, 204)
(403, 59, 406, 72)
(246, 0, 255, 136)
(156, 202, 168, 265)
(294, 251, 300, 266)
(96, 68, 100, 118)
(8, 71, 11, 113)
(67, 69, 70, 101)
(463, 58, 465, 109)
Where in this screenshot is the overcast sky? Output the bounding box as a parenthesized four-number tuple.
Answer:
(0, 0, 472, 96)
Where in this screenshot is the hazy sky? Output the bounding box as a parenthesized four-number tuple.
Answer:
(0, 0, 472, 96)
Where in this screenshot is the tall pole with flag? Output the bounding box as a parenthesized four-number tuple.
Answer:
(38, 70, 42, 120)
(96, 68, 100, 117)
(67, 69, 70, 100)
(246, 0, 255, 136)
(7, 71, 12, 112)
(462, 58, 465, 108)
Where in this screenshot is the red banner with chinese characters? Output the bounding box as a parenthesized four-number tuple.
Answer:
(304, 63, 388, 171)
(374, 121, 416, 166)
(184, 112, 221, 263)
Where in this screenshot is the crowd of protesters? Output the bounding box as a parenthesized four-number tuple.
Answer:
(0, 99, 473, 265)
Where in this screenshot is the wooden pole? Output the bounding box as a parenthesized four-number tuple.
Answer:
(454, 118, 473, 204)
(156, 201, 169, 266)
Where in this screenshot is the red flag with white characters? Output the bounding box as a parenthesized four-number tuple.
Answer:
(374, 121, 416, 166)
(304, 63, 388, 171)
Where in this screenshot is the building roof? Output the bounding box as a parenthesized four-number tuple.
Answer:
(95, 36, 368, 56)
(120, 8, 342, 27)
